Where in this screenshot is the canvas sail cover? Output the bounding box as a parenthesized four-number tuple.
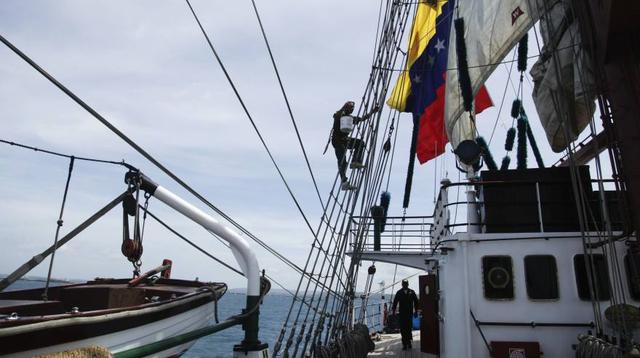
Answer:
(530, 0, 595, 152)
(444, 0, 547, 152)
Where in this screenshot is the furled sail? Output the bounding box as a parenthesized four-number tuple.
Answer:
(445, 0, 547, 153)
(530, 0, 595, 152)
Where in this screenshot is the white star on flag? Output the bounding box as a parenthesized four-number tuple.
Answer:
(427, 55, 436, 67)
(434, 38, 445, 53)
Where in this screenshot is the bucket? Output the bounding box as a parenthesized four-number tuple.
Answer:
(412, 315, 421, 330)
(340, 116, 354, 133)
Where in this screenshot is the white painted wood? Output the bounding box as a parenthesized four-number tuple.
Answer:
(4, 298, 216, 357)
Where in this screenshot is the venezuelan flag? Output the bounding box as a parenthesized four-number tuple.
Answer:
(387, 1, 444, 113)
(387, 0, 492, 164)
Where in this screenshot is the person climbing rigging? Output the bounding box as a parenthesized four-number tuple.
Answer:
(392, 279, 419, 350)
(328, 101, 379, 190)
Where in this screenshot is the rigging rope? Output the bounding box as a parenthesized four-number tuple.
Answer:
(324, 1, 414, 349)
(0, 139, 135, 170)
(42, 156, 75, 301)
(249, 0, 325, 211)
(372, 44, 579, 73)
(143, 207, 244, 276)
(488, 52, 517, 145)
(536, 0, 612, 335)
(0, 32, 308, 285)
(184, 0, 317, 238)
(122, 178, 144, 276)
(142, 204, 308, 307)
(402, 114, 420, 209)
(566, 0, 634, 341)
(275, 1, 415, 354)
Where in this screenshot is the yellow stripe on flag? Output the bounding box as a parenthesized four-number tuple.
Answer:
(387, 1, 445, 112)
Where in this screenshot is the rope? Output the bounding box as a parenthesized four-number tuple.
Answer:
(0, 139, 134, 169)
(249, 0, 325, 211)
(42, 156, 75, 301)
(142, 205, 315, 305)
(372, 44, 578, 73)
(326, 2, 412, 344)
(34, 346, 113, 358)
(0, 20, 309, 285)
(143, 207, 244, 276)
(402, 114, 420, 209)
(121, 180, 143, 275)
(525, 115, 544, 168)
(275, 2, 416, 354)
(488, 52, 517, 145)
(470, 310, 493, 357)
(184, 0, 317, 238)
(537, 0, 606, 334)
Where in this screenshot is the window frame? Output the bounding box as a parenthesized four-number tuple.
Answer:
(481, 255, 515, 301)
(573, 254, 611, 301)
(624, 253, 640, 301)
(523, 254, 560, 301)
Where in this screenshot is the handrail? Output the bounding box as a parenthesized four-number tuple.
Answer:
(351, 177, 623, 253)
(441, 178, 620, 188)
(348, 215, 435, 253)
(475, 320, 595, 328)
(351, 215, 434, 219)
(431, 176, 625, 242)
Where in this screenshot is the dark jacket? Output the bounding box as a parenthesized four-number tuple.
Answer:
(392, 287, 419, 317)
(332, 110, 364, 145)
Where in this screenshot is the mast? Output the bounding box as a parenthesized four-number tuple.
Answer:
(573, 0, 640, 233)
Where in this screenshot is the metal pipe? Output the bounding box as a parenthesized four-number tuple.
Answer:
(535, 182, 545, 232)
(132, 173, 263, 348)
(152, 185, 261, 296)
(466, 188, 480, 234)
(476, 320, 595, 328)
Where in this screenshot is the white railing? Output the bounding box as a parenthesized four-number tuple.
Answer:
(349, 215, 434, 253)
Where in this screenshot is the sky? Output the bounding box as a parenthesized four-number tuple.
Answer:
(0, 1, 609, 293)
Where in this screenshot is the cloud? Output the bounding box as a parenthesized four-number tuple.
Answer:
(0, 0, 582, 294)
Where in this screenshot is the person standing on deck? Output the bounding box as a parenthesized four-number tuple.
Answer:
(330, 101, 379, 190)
(392, 279, 419, 350)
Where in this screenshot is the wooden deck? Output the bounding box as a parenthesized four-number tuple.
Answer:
(369, 331, 436, 357)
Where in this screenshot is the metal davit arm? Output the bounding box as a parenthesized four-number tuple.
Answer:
(130, 172, 266, 352)
(131, 172, 261, 294)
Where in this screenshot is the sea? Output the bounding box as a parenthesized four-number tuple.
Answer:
(4, 279, 387, 357)
(185, 291, 292, 357)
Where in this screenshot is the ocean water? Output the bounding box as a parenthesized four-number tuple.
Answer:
(186, 292, 387, 357)
(184, 292, 293, 357)
(4, 280, 387, 357)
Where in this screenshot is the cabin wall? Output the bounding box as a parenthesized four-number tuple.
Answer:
(437, 232, 638, 358)
(437, 243, 471, 358)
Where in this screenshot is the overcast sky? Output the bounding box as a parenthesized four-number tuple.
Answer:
(0, 1, 607, 293)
